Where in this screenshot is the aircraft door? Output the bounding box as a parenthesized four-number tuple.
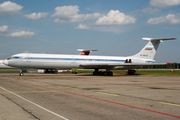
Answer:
(87, 58, 93, 62)
(71, 56, 75, 63)
(22, 54, 31, 62)
(26, 54, 31, 62)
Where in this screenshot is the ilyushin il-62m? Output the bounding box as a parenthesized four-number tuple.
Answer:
(3, 38, 176, 76)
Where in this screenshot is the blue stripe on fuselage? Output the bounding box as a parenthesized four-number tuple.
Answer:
(13, 56, 125, 62)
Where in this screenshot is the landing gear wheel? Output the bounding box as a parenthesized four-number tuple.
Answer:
(103, 71, 107, 76)
(98, 71, 103, 76)
(19, 72, 24, 76)
(107, 71, 113, 76)
(93, 71, 98, 75)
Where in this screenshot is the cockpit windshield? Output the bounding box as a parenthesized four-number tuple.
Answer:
(7, 56, 15, 60)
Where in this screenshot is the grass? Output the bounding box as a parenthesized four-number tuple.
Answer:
(0, 69, 180, 76)
(0, 69, 19, 73)
(78, 69, 180, 76)
(136, 69, 180, 76)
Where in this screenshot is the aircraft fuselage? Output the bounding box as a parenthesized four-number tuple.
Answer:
(3, 53, 153, 70)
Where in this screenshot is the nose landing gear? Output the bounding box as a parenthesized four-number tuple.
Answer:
(19, 72, 24, 76)
(19, 69, 27, 76)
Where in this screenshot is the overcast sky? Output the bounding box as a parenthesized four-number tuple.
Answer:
(0, 0, 180, 62)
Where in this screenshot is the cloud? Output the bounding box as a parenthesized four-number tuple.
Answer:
(0, 25, 8, 32)
(147, 14, 180, 24)
(0, 1, 23, 16)
(143, 0, 180, 14)
(23, 51, 31, 53)
(94, 26, 124, 33)
(0, 53, 5, 56)
(75, 24, 90, 29)
(150, 0, 180, 8)
(0, 25, 36, 38)
(85, 7, 91, 11)
(95, 10, 136, 25)
(52, 5, 101, 23)
(23, 12, 48, 20)
(142, 7, 161, 14)
(7, 31, 36, 38)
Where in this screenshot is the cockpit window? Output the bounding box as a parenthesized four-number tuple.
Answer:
(7, 56, 15, 60)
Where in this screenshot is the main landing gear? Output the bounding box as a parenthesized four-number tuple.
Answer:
(93, 69, 113, 76)
(44, 69, 58, 74)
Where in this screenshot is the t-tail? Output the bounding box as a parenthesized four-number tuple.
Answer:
(132, 38, 176, 60)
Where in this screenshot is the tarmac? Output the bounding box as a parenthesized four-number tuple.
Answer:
(0, 73, 180, 120)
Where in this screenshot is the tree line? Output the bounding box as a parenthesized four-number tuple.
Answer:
(143, 63, 180, 69)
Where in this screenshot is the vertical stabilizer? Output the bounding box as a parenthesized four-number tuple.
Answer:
(132, 38, 176, 60)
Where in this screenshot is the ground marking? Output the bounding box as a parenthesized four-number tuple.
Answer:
(0, 86, 69, 120)
(13, 80, 180, 119)
(66, 87, 79, 91)
(159, 102, 180, 107)
(96, 92, 119, 96)
(0, 90, 58, 94)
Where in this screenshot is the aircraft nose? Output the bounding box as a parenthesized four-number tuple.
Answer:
(3, 60, 8, 65)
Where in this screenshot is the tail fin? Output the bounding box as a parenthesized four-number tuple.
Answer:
(132, 38, 176, 60)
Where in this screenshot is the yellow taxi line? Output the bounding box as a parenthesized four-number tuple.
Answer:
(96, 92, 119, 96)
(159, 102, 180, 107)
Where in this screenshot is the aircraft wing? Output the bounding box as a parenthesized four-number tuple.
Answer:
(79, 63, 171, 69)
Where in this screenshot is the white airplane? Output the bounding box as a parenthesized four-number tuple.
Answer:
(0, 60, 15, 69)
(0, 50, 94, 73)
(0, 60, 29, 73)
(3, 38, 176, 76)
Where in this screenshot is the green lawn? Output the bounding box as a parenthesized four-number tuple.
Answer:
(78, 69, 180, 76)
(1, 69, 180, 76)
(135, 69, 180, 76)
(0, 69, 19, 72)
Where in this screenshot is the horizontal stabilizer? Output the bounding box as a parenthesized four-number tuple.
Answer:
(77, 49, 98, 55)
(77, 49, 98, 52)
(142, 38, 176, 42)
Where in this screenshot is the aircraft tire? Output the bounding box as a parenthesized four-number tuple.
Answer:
(93, 71, 113, 76)
(98, 71, 103, 76)
(107, 72, 113, 76)
(93, 71, 98, 75)
(19, 73, 24, 76)
(103, 71, 107, 76)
